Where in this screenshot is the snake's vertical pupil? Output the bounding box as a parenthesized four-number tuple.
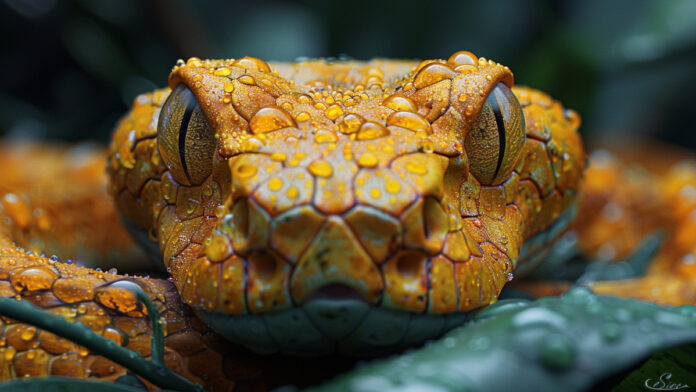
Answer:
(489, 87, 507, 180)
(465, 83, 526, 185)
(157, 84, 215, 186)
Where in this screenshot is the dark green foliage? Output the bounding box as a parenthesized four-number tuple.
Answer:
(308, 288, 696, 392)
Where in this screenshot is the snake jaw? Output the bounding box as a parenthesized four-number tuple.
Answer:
(108, 52, 585, 355)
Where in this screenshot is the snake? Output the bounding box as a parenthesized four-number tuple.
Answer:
(2, 51, 691, 390)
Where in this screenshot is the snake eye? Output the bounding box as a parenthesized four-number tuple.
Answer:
(465, 83, 525, 185)
(157, 84, 216, 186)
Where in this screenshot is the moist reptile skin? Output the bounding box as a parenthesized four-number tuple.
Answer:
(108, 52, 584, 355)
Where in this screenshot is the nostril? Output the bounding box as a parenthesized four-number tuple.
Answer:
(248, 250, 278, 281)
(226, 198, 250, 239)
(396, 251, 427, 278)
(305, 283, 366, 302)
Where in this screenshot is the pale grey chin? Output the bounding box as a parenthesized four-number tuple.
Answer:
(198, 298, 470, 357)
(516, 200, 579, 276)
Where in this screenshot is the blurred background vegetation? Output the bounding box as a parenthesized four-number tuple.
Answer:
(1, 0, 696, 149)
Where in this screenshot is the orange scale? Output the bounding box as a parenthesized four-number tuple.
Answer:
(459, 176, 481, 217)
(89, 356, 125, 378)
(428, 255, 458, 313)
(229, 82, 276, 121)
(5, 325, 38, 351)
(0, 348, 12, 379)
(175, 186, 204, 220)
(270, 205, 325, 264)
(245, 250, 291, 313)
(189, 257, 221, 312)
(382, 250, 428, 311)
(390, 153, 449, 198)
(430, 107, 465, 153)
(253, 168, 314, 216)
(480, 242, 512, 294)
(191, 216, 218, 246)
(52, 277, 98, 303)
(49, 352, 89, 378)
(13, 349, 50, 378)
(354, 169, 416, 216)
(140, 179, 164, 223)
(442, 230, 472, 263)
(291, 217, 383, 304)
(218, 255, 247, 314)
(9, 265, 57, 292)
(344, 205, 401, 264)
(125, 333, 152, 357)
(112, 317, 150, 337)
(408, 79, 451, 123)
(94, 284, 143, 317)
(513, 180, 543, 225)
(531, 190, 563, 235)
(479, 216, 517, 262)
(478, 185, 507, 220)
(454, 257, 483, 311)
(38, 330, 76, 355)
(515, 139, 556, 197)
(124, 142, 157, 196)
(312, 156, 358, 215)
(163, 218, 204, 263)
(25, 291, 63, 308)
(229, 154, 282, 200)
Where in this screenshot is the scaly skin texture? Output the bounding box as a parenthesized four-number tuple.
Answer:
(0, 52, 588, 387)
(109, 54, 583, 318)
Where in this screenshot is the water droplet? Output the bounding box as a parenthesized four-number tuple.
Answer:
(538, 333, 576, 371)
(233, 56, 271, 72)
(314, 129, 338, 143)
(20, 327, 36, 341)
(382, 94, 416, 112)
(387, 111, 430, 134)
(308, 160, 333, 178)
(357, 153, 379, 168)
(296, 112, 310, 122)
(249, 107, 296, 134)
(356, 122, 389, 141)
(413, 63, 457, 89)
(338, 113, 365, 134)
(324, 104, 344, 120)
(447, 51, 478, 67)
(214, 67, 231, 76)
(601, 322, 622, 342)
(238, 75, 255, 85)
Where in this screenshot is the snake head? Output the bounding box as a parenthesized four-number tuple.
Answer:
(108, 52, 584, 355)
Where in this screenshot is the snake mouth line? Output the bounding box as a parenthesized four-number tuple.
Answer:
(305, 283, 368, 303)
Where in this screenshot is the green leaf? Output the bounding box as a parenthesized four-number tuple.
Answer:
(307, 288, 696, 392)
